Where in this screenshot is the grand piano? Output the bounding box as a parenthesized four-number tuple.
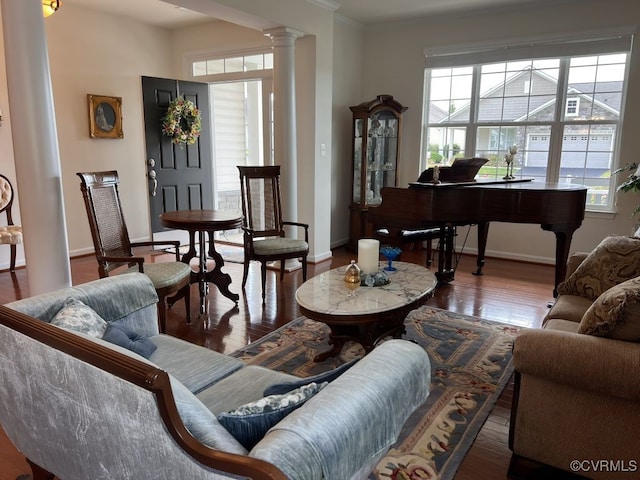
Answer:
(367, 179, 587, 296)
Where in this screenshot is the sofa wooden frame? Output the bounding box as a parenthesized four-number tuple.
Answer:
(0, 305, 287, 480)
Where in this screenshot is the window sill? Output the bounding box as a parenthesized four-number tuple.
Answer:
(584, 209, 616, 220)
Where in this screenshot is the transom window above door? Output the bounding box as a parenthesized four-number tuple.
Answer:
(192, 52, 273, 76)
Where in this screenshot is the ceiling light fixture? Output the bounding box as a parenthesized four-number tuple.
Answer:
(43, 0, 62, 17)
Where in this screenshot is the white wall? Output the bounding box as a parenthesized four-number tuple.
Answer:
(169, 19, 270, 73)
(48, 5, 175, 257)
(0, 3, 175, 269)
(331, 16, 365, 247)
(361, 0, 640, 264)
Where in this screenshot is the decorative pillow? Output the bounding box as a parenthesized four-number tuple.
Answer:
(557, 235, 640, 300)
(263, 358, 360, 396)
(579, 276, 640, 341)
(217, 382, 327, 450)
(102, 323, 157, 359)
(50, 298, 107, 338)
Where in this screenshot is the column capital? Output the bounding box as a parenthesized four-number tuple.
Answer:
(264, 26, 304, 46)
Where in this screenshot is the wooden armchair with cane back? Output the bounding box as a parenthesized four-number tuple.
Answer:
(237, 166, 309, 304)
(0, 174, 23, 272)
(77, 171, 191, 332)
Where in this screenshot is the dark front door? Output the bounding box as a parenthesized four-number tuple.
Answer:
(142, 76, 213, 233)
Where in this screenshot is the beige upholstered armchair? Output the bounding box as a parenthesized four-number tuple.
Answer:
(0, 174, 22, 271)
(509, 235, 640, 479)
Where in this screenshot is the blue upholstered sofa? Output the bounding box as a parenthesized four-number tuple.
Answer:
(0, 273, 431, 480)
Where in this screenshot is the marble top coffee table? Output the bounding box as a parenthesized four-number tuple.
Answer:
(295, 261, 438, 361)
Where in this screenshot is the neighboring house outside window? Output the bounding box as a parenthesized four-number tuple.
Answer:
(421, 34, 632, 212)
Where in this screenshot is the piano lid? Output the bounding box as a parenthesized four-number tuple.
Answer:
(409, 178, 534, 188)
(417, 157, 489, 183)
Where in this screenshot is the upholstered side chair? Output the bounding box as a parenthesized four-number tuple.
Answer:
(0, 174, 23, 272)
(77, 171, 191, 332)
(237, 166, 309, 304)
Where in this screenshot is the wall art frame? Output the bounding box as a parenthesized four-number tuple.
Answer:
(88, 94, 123, 139)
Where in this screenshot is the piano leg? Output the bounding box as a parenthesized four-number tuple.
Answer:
(435, 225, 456, 284)
(542, 223, 579, 298)
(473, 222, 490, 276)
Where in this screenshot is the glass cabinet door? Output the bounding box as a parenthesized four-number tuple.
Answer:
(353, 118, 363, 203)
(365, 112, 398, 206)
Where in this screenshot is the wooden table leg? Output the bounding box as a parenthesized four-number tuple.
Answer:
(197, 230, 209, 313)
(167, 230, 196, 310)
(204, 231, 239, 305)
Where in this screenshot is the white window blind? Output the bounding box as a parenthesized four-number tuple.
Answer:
(424, 32, 634, 68)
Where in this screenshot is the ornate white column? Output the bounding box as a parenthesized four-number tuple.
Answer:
(1, 0, 72, 293)
(264, 27, 303, 228)
(264, 26, 304, 272)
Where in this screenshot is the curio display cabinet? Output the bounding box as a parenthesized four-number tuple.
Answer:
(348, 94, 407, 250)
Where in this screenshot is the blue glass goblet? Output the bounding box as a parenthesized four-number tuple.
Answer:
(380, 245, 401, 271)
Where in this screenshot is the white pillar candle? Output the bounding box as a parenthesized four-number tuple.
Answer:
(358, 239, 380, 275)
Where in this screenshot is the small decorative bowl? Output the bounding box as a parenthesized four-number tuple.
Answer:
(380, 245, 402, 271)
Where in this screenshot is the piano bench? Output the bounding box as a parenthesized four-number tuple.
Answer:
(376, 227, 449, 267)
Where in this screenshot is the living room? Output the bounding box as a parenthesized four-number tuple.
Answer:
(0, 0, 639, 479)
(1, 0, 640, 275)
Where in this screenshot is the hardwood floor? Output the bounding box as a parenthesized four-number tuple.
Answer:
(0, 244, 555, 479)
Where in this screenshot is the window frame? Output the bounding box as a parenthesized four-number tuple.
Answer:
(420, 32, 633, 214)
(188, 48, 273, 78)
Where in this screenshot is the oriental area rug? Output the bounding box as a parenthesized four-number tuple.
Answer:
(231, 305, 520, 480)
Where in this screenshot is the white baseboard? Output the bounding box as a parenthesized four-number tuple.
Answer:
(308, 250, 333, 264)
(66, 241, 554, 267)
(457, 245, 555, 266)
(69, 236, 160, 259)
(70, 246, 95, 258)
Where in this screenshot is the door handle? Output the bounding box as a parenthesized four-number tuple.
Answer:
(148, 169, 157, 197)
